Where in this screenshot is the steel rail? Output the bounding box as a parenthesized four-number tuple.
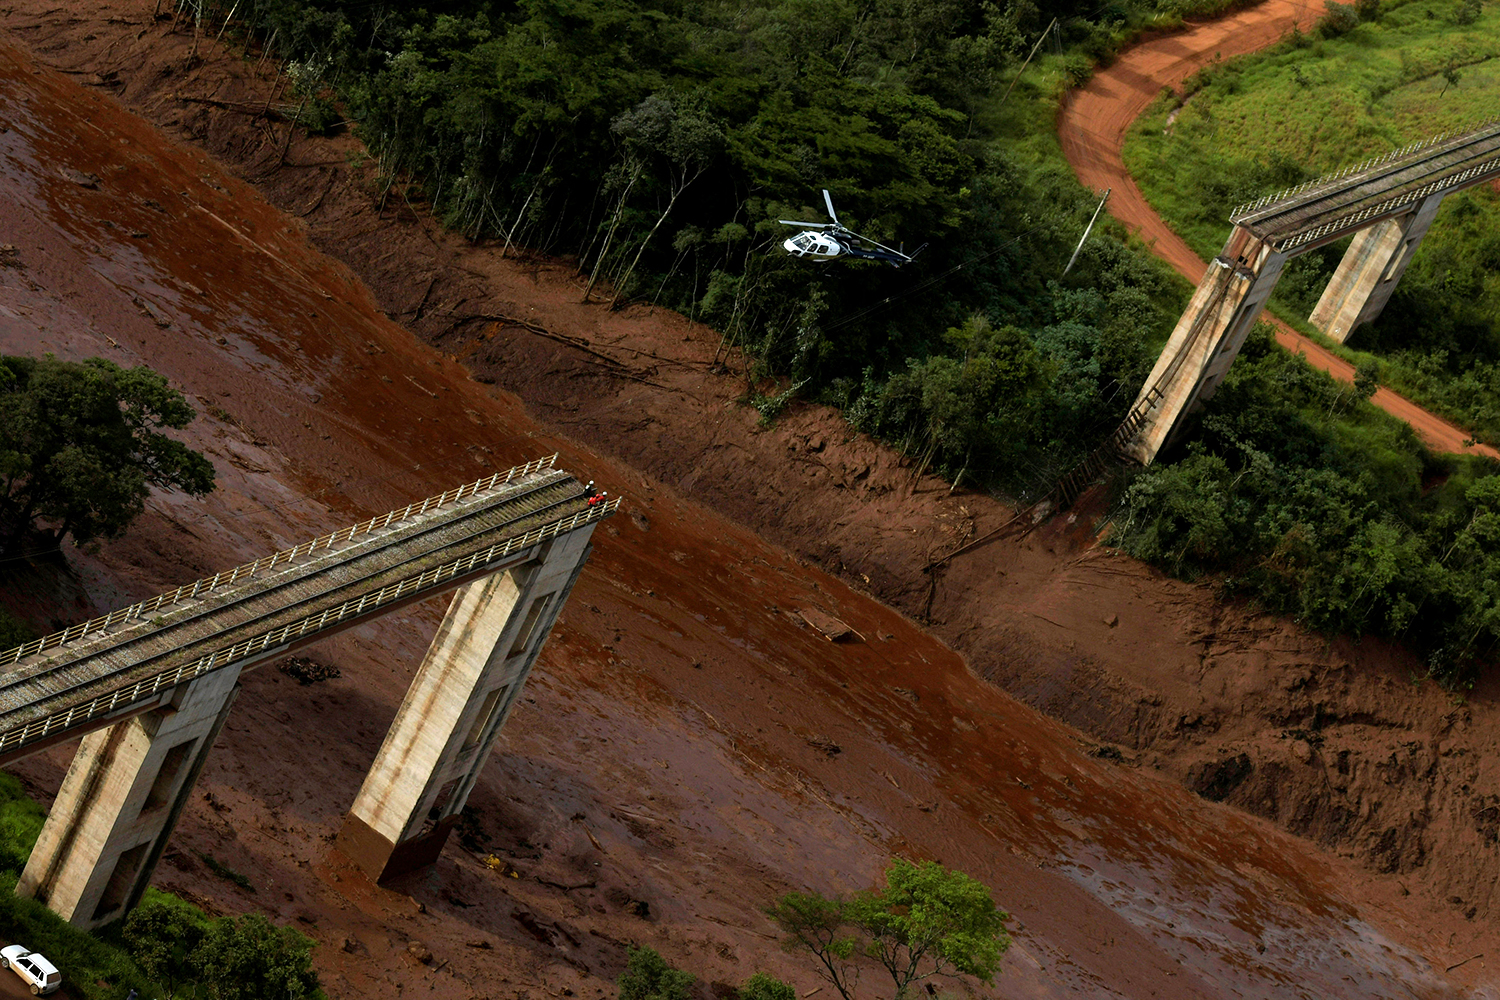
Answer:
(0, 455, 559, 668)
(0, 477, 584, 712)
(0, 497, 619, 757)
(1268, 152, 1500, 252)
(1230, 117, 1500, 220)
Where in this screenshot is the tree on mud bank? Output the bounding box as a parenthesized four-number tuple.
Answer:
(0, 355, 215, 560)
(768, 859, 1011, 999)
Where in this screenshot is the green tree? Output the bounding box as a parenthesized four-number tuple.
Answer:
(766, 892, 859, 1000)
(0, 355, 215, 558)
(607, 91, 724, 307)
(189, 912, 322, 1000)
(1440, 64, 1462, 96)
(849, 860, 1010, 998)
(770, 860, 1010, 1000)
(124, 893, 207, 997)
(738, 972, 797, 1000)
(1354, 359, 1380, 400)
(618, 945, 695, 1000)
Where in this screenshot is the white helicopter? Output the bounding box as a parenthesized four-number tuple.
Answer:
(780, 190, 925, 267)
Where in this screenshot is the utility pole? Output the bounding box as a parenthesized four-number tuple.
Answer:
(1064, 188, 1111, 275)
(1000, 18, 1060, 106)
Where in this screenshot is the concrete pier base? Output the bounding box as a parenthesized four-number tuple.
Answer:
(17, 666, 241, 929)
(1121, 228, 1287, 464)
(1310, 192, 1445, 343)
(339, 529, 595, 883)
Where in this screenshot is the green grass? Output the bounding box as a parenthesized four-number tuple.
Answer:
(1122, 0, 1500, 439)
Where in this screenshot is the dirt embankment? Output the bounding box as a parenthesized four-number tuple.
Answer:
(0, 3, 1497, 997)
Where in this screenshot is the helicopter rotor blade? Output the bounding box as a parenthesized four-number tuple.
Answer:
(844, 228, 910, 261)
(822, 189, 839, 226)
(778, 220, 834, 229)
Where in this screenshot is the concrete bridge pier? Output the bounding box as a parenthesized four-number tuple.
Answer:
(1121, 229, 1288, 464)
(338, 528, 595, 883)
(16, 666, 241, 930)
(1310, 191, 1446, 343)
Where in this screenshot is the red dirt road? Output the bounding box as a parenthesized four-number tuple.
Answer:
(1057, 1, 1500, 459)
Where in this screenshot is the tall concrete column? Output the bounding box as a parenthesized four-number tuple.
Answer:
(18, 665, 241, 929)
(1310, 191, 1445, 343)
(1121, 228, 1287, 465)
(338, 528, 595, 882)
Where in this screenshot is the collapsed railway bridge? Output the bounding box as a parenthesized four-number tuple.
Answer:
(1117, 117, 1500, 465)
(0, 456, 616, 928)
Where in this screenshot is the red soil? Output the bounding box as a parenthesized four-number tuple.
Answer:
(0, 4, 1496, 1000)
(1057, 0, 1500, 460)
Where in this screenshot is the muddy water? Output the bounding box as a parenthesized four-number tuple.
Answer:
(0, 41, 1471, 1000)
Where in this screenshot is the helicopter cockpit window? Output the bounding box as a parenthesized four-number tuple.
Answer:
(792, 234, 816, 250)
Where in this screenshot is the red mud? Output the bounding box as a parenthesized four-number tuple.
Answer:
(1057, 0, 1500, 460)
(0, 4, 1497, 1000)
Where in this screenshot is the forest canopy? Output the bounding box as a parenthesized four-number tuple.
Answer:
(214, 0, 1500, 681)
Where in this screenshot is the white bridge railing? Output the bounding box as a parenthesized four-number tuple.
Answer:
(1272, 154, 1500, 252)
(0, 496, 618, 756)
(0, 456, 559, 669)
(1231, 116, 1500, 219)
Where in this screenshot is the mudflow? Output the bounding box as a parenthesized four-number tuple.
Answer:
(0, 3, 1496, 999)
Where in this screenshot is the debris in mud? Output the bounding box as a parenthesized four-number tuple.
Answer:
(512, 909, 556, 944)
(797, 607, 861, 641)
(483, 854, 521, 878)
(277, 655, 341, 685)
(805, 734, 841, 756)
(0, 244, 21, 267)
(131, 294, 171, 328)
(1090, 745, 1125, 763)
(63, 167, 100, 188)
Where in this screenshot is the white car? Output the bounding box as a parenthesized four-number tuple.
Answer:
(0, 944, 61, 995)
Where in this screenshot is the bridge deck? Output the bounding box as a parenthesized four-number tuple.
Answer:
(1231, 118, 1500, 252)
(0, 457, 617, 761)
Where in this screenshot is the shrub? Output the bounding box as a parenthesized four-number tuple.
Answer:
(1316, 0, 1361, 35)
(618, 946, 694, 1000)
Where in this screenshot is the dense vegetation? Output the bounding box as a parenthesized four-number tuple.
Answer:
(0, 772, 324, 999)
(1113, 0, 1500, 681)
(1122, 0, 1500, 441)
(178, 0, 1500, 680)
(212, 0, 1207, 498)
